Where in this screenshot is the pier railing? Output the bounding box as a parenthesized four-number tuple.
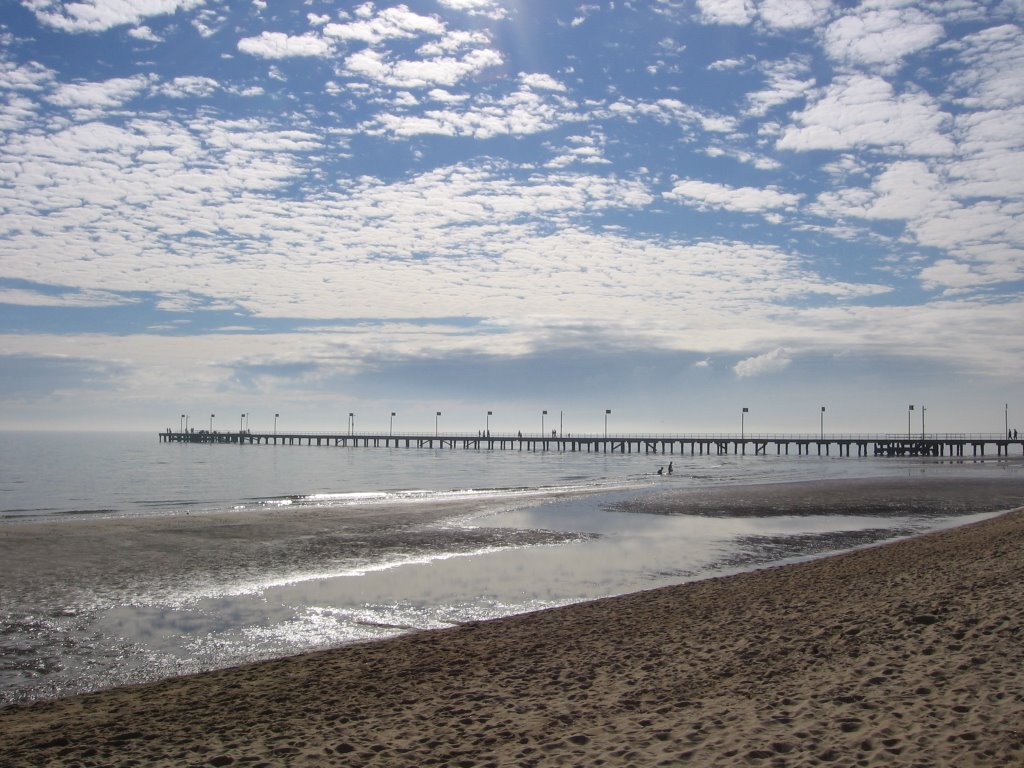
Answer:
(160, 429, 1023, 458)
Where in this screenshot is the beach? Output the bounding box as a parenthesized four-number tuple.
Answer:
(1, 476, 1022, 766)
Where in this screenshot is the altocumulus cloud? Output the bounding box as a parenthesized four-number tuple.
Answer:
(2, 0, 1022, 431)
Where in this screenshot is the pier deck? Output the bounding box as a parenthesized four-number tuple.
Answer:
(160, 431, 1024, 458)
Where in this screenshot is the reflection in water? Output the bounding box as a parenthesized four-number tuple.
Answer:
(4, 491, 999, 706)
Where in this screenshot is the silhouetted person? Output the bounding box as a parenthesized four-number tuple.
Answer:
(668, 461, 673, 474)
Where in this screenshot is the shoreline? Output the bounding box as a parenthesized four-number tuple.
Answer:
(2, 477, 1022, 766)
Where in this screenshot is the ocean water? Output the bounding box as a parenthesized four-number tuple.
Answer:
(0, 431, 1017, 707)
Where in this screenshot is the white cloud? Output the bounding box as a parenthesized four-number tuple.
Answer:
(734, 347, 792, 377)
(665, 179, 801, 213)
(707, 57, 748, 71)
(0, 287, 135, 307)
(192, 8, 227, 38)
(811, 155, 1024, 291)
(519, 73, 566, 92)
(435, 0, 507, 19)
(545, 135, 610, 168)
(428, 88, 469, 103)
(0, 59, 55, 92)
(745, 58, 815, 117)
(322, 6, 445, 45)
(417, 30, 492, 57)
(777, 75, 955, 155)
(918, 259, 987, 292)
(238, 32, 333, 59)
(47, 75, 150, 110)
(28, 0, 205, 33)
(159, 76, 219, 99)
(824, 8, 945, 72)
(343, 47, 502, 88)
(696, 0, 831, 29)
(128, 25, 161, 42)
(945, 24, 1024, 109)
(758, 0, 832, 30)
(367, 80, 575, 139)
(696, 0, 756, 26)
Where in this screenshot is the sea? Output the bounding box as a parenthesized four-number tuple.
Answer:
(0, 431, 1018, 708)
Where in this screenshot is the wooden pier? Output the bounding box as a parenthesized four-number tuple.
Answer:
(160, 431, 1024, 458)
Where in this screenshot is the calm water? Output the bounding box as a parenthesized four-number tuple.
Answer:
(0, 431, 917, 522)
(0, 431, 1016, 707)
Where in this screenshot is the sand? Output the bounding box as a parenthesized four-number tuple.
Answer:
(1, 483, 1023, 767)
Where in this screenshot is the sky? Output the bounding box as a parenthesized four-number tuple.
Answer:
(0, 0, 1022, 436)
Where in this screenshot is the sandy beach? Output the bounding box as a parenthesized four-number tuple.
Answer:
(1, 478, 1022, 767)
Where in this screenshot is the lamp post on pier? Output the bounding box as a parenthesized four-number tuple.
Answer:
(908, 405, 914, 440)
(921, 406, 926, 439)
(604, 409, 611, 438)
(180, 414, 185, 432)
(274, 413, 279, 436)
(486, 411, 492, 435)
(210, 414, 215, 432)
(820, 406, 825, 440)
(348, 413, 354, 435)
(435, 411, 441, 436)
(240, 413, 246, 433)
(741, 407, 748, 442)
(390, 412, 396, 436)
(541, 410, 547, 438)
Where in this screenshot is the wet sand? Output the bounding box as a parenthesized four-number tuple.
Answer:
(0, 497, 578, 617)
(1, 476, 1023, 766)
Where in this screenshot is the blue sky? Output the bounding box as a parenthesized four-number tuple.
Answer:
(1, 0, 1021, 435)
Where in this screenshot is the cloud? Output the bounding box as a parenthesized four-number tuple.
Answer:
(0, 353, 127, 397)
(323, 6, 445, 45)
(238, 32, 333, 59)
(734, 347, 792, 378)
(127, 25, 161, 42)
(824, 7, 945, 72)
(0, 286, 136, 307)
(519, 73, 566, 93)
(945, 24, 1024, 109)
(744, 57, 814, 117)
(777, 75, 955, 155)
(435, 0, 507, 19)
(696, 0, 756, 26)
(159, 76, 219, 99)
(664, 179, 801, 213)
(367, 82, 577, 139)
(696, 0, 831, 30)
(47, 75, 150, 110)
(342, 46, 503, 88)
(27, 0, 205, 33)
(758, 0, 832, 30)
(811, 151, 1024, 291)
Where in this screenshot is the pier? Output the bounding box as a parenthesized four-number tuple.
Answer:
(159, 431, 1024, 458)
